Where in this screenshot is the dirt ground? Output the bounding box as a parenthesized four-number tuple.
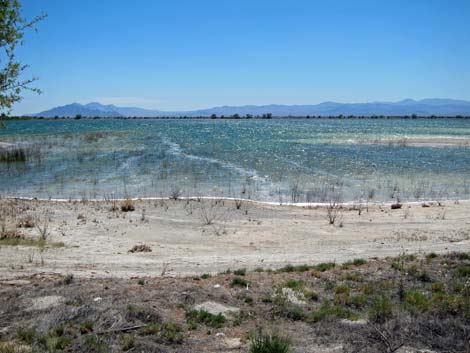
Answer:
(0, 252, 469, 352)
(0, 198, 469, 280)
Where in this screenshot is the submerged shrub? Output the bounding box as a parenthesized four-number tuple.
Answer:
(0, 147, 26, 163)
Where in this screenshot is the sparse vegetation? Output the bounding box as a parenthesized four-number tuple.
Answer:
(0, 250, 469, 352)
(186, 309, 226, 328)
(121, 198, 135, 212)
(249, 332, 291, 353)
(129, 243, 152, 253)
(231, 276, 249, 288)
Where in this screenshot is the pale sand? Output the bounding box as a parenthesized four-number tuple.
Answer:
(348, 137, 470, 147)
(1, 198, 469, 280)
(0, 142, 15, 149)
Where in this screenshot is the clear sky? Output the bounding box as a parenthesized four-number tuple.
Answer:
(13, 0, 470, 115)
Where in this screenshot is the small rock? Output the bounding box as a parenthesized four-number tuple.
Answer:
(216, 332, 225, 337)
(1, 279, 31, 286)
(396, 347, 437, 353)
(93, 297, 102, 302)
(340, 318, 367, 326)
(193, 301, 240, 318)
(306, 345, 343, 353)
(213, 284, 221, 289)
(224, 338, 242, 349)
(274, 287, 307, 305)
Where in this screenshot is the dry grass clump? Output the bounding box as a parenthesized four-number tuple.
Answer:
(121, 198, 135, 212)
(0, 341, 31, 353)
(0, 229, 23, 240)
(16, 215, 36, 228)
(129, 244, 152, 253)
(83, 131, 106, 143)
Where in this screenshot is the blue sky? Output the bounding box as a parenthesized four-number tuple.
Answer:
(13, 0, 470, 115)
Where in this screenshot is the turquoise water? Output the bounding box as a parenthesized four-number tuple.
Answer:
(1, 119, 470, 202)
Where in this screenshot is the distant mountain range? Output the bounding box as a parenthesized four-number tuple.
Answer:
(30, 99, 470, 118)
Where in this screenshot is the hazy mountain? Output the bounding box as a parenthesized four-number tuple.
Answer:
(31, 99, 470, 117)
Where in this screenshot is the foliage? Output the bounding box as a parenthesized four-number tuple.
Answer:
(249, 332, 290, 353)
(0, 0, 46, 115)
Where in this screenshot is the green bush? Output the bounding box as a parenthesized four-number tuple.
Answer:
(234, 268, 246, 276)
(121, 334, 135, 350)
(368, 295, 392, 323)
(186, 309, 226, 328)
(16, 327, 37, 344)
(231, 277, 249, 287)
(304, 290, 319, 301)
(283, 280, 303, 290)
(405, 290, 430, 313)
(249, 333, 290, 353)
(342, 258, 367, 269)
(314, 262, 336, 272)
(308, 301, 358, 323)
(457, 265, 470, 277)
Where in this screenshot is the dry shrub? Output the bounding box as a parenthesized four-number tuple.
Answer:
(129, 244, 152, 253)
(17, 215, 35, 228)
(83, 132, 106, 143)
(0, 229, 23, 240)
(121, 198, 135, 212)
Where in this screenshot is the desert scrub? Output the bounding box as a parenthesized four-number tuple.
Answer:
(231, 277, 249, 288)
(249, 332, 290, 353)
(277, 264, 311, 273)
(314, 262, 336, 272)
(368, 295, 393, 323)
(341, 258, 367, 269)
(121, 198, 135, 212)
(456, 265, 470, 277)
(233, 268, 246, 276)
(308, 300, 358, 323)
(120, 334, 135, 350)
(342, 271, 363, 282)
(61, 274, 74, 285)
(186, 309, 226, 328)
(139, 322, 183, 343)
(16, 327, 37, 344)
(128, 243, 152, 253)
(0, 232, 64, 248)
(278, 262, 335, 273)
(39, 334, 72, 352)
(282, 279, 303, 291)
(79, 320, 94, 334)
(16, 215, 35, 228)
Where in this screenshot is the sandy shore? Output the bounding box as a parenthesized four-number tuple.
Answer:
(1, 198, 469, 280)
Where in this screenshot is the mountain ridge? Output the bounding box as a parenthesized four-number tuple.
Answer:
(30, 99, 470, 117)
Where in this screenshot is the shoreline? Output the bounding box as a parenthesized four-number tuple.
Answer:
(1, 197, 469, 280)
(4, 195, 470, 208)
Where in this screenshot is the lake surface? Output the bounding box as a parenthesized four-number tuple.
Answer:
(1, 119, 470, 202)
